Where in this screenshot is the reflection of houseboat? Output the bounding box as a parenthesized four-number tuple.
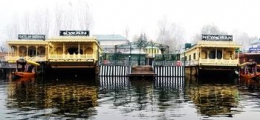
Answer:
(184, 35, 241, 77)
(6, 32, 102, 76)
(7, 78, 98, 117)
(187, 85, 239, 116)
(185, 75, 239, 116)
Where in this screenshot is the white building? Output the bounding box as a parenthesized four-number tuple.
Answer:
(94, 34, 129, 53)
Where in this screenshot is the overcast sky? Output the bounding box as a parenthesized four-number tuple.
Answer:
(0, 0, 260, 43)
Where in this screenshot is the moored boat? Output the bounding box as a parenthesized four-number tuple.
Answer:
(13, 71, 36, 78)
(10, 58, 40, 78)
(240, 73, 260, 79)
(239, 59, 259, 79)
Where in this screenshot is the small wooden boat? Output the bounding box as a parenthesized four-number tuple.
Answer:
(13, 71, 36, 78)
(239, 59, 259, 79)
(10, 58, 40, 78)
(240, 73, 260, 79)
(13, 75, 35, 82)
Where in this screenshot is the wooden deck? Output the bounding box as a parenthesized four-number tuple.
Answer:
(128, 65, 156, 79)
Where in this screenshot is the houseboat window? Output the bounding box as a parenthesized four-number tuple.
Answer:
(28, 48, 36, 57)
(217, 50, 222, 59)
(209, 50, 215, 59)
(193, 53, 196, 59)
(19, 46, 27, 57)
(56, 47, 62, 54)
(227, 51, 232, 59)
(201, 50, 207, 59)
(11, 46, 15, 52)
(209, 50, 222, 59)
(37, 46, 45, 56)
(68, 48, 83, 54)
(189, 55, 191, 60)
(86, 47, 93, 54)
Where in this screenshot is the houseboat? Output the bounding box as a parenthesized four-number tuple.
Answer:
(237, 39, 260, 79)
(183, 34, 241, 77)
(6, 31, 102, 76)
(238, 39, 260, 64)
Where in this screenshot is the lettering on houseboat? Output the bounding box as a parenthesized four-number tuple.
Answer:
(60, 30, 89, 36)
(18, 34, 45, 40)
(202, 34, 233, 41)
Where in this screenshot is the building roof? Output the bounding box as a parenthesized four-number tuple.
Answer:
(251, 39, 260, 45)
(93, 34, 128, 41)
(184, 40, 241, 52)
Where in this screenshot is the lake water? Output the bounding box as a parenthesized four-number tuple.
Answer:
(1, 73, 260, 120)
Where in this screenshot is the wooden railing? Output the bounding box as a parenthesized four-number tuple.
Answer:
(48, 54, 95, 60)
(6, 54, 96, 62)
(6, 56, 47, 62)
(185, 58, 239, 66)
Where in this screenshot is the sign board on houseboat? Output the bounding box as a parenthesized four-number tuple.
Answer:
(202, 34, 233, 41)
(60, 30, 89, 36)
(249, 44, 260, 53)
(249, 48, 260, 53)
(18, 34, 45, 40)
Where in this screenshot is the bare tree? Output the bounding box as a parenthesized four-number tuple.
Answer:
(31, 9, 51, 37)
(54, 4, 64, 36)
(192, 24, 227, 44)
(156, 18, 185, 53)
(5, 0, 92, 39)
(6, 20, 19, 40)
(232, 30, 257, 51)
(77, 0, 92, 30)
(43, 9, 51, 37)
(132, 34, 140, 41)
(0, 46, 6, 52)
(53, 1, 92, 35)
(0, 37, 7, 52)
(124, 26, 129, 40)
(6, 9, 52, 40)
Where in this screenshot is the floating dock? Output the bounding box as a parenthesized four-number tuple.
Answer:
(128, 65, 156, 80)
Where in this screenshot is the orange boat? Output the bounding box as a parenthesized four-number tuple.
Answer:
(14, 75, 35, 82)
(240, 73, 260, 79)
(10, 58, 40, 78)
(239, 59, 259, 79)
(13, 71, 36, 78)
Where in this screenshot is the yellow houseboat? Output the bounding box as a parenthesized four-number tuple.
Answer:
(184, 34, 241, 77)
(6, 31, 102, 76)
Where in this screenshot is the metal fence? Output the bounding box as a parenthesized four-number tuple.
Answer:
(98, 60, 184, 66)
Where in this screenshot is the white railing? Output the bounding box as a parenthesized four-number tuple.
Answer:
(185, 58, 239, 66)
(184, 60, 199, 66)
(6, 56, 47, 62)
(199, 59, 239, 66)
(48, 54, 95, 60)
(6, 54, 96, 62)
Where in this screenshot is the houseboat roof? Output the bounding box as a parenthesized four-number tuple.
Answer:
(46, 36, 97, 42)
(93, 34, 128, 41)
(145, 46, 159, 49)
(251, 39, 260, 45)
(6, 40, 47, 45)
(185, 40, 241, 52)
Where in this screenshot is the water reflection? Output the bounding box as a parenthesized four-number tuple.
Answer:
(6, 76, 98, 119)
(1, 73, 260, 119)
(97, 76, 186, 119)
(239, 78, 260, 90)
(185, 76, 241, 117)
(154, 77, 185, 117)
